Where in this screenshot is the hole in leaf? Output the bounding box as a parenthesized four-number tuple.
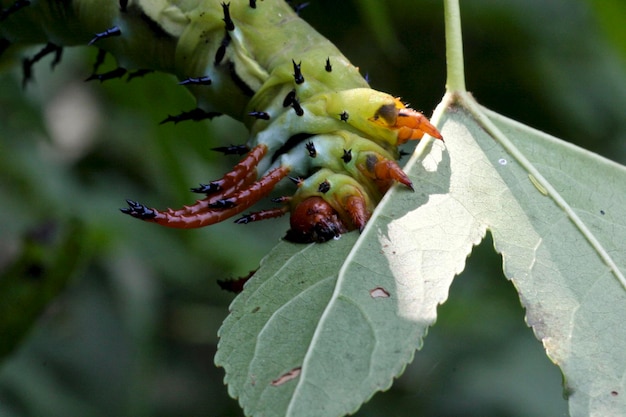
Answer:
(271, 367, 301, 386)
(370, 287, 390, 298)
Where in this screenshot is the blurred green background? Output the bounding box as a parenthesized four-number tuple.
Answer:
(0, 0, 624, 415)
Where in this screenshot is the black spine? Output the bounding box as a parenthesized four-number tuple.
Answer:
(221, 2, 235, 31)
(214, 32, 231, 65)
(292, 60, 304, 84)
(88, 26, 122, 46)
(248, 111, 271, 120)
(283, 89, 296, 107)
(120, 200, 156, 220)
(85, 67, 127, 83)
(325, 57, 332, 72)
(291, 99, 304, 116)
(211, 144, 250, 155)
(160, 108, 222, 124)
(305, 142, 316, 158)
(179, 76, 212, 86)
(341, 149, 352, 163)
(92, 49, 107, 73)
(126, 69, 154, 82)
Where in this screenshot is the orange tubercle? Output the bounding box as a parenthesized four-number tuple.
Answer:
(392, 99, 443, 144)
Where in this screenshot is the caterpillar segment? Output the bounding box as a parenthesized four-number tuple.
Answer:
(0, 0, 442, 243)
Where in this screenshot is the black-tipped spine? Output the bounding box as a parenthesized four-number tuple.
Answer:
(248, 111, 270, 120)
(325, 57, 332, 72)
(292, 60, 304, 84)
(126, 69, 154, 82)
(209, 198, 236, 209)
(291, 1, 309, 15)
(121, 200, 156, 220)
(271, 196, 291, 204)
(288, 176, 303, 186)
(291, 99, 304, 116)
(85, 67, 127, 82)
(179, 76, 212, 86)
(283, 89, 296, 107)
(21, 43, 64, 87)
(211, 144, 250, 155)
(214, 32, 231, 65)
(341, 149, 352, 163)
(88, 26, 121, 46)
(191, 183, 221, 194)
(92, 49, 107, 73)
(221, 2, 235, 31)
(305, 142, 316, 158)
(160, 108, 222, 124)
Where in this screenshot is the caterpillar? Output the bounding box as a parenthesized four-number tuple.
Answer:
(0, 0, 442, 243)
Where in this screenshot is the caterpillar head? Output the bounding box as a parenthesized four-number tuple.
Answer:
(285, 197, 347, 243)
(284, 169, 374, 243)
(325, 88, 443, 146)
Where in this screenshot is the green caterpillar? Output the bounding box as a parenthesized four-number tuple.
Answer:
(0, 0, 442, 242)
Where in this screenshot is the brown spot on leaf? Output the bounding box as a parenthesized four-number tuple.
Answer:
(370, 287, 390, 298)
(271, 367, 301, 386)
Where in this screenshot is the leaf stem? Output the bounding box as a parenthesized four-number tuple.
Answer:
(443, 0, 466, 93)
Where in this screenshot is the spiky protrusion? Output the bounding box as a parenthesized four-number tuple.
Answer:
(221, 2, 235, 31)
(159, 108, 222, 124)
(85, 67, 127, 82)
(292, 60, 304, 84)
(120, 200, 156, 219)
(88, 26, 121, 46)
(211, 144, 250, 155)
(179, 76, 212, 86)
(21, 43, 63, 87)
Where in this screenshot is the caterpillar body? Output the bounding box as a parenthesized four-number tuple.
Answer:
(0, 0, 442, 243)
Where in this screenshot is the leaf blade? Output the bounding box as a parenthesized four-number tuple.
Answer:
(423, 95, 626, 416)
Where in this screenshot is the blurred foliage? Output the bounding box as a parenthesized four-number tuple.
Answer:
(0, 0, 624, 415)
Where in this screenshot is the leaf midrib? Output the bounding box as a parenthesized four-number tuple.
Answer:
(455, 91, 626, 291)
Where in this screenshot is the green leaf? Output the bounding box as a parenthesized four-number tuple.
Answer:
(430, 93, 626, 416)
(217, 0, 626, 415)
(216, 91, 626, 417)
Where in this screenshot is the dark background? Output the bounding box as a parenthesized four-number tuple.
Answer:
(1, 0, 624, 415)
